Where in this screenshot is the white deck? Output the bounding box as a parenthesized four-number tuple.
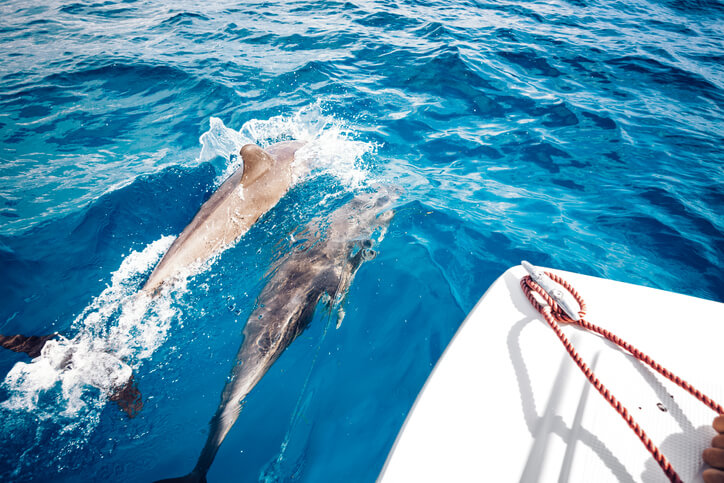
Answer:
(380, 266, 724, 483)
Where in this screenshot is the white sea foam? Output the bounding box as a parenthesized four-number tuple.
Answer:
(1, 236, 180, 420)
(198, 103, 375, 190)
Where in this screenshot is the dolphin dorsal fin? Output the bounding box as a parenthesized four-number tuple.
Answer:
(240, 144, 274, 185)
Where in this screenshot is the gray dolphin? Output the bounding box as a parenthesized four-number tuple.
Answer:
(144, 141, 306, 294)
(0, 141, 306, 417)
(157, 188, 396, 483)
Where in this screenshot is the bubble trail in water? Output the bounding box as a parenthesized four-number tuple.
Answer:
(1, 236, 179, 423)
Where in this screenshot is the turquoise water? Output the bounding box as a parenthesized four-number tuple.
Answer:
(1, 0, 722, 481)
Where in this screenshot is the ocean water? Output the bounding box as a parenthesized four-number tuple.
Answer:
(0, 0, 722, 481)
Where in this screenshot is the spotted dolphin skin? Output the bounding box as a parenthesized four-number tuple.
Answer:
(0, 141, 306, 417)
(157, 188, 396, 483)
(143, 141, 306, 294)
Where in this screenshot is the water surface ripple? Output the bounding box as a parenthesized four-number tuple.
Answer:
(0, 0, 722, 481)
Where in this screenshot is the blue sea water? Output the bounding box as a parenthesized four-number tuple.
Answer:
(0, 0, 722, 481)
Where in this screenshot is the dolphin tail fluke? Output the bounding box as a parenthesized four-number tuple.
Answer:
(154, 470, 207, 483)
(109, 374, 144, 418)
(0, 333, 57, 358)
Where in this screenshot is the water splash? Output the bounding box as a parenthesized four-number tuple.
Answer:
(199, 103, 375, 190)
(2, 236, 180, 420)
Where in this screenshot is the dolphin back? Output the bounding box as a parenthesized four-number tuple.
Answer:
(142, 141, 305, 295)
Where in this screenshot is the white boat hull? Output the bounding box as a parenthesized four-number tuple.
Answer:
(380, 266, 724, 483)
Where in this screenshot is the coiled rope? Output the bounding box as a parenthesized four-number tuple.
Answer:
(520, 271, 723, 483)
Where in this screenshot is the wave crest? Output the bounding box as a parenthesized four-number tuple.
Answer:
(199, 103, 375, 189)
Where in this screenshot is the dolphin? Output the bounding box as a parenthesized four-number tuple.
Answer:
(0, 141, 307, 417)
(157, 188, 396, 483)
(143, 141, 306, 294)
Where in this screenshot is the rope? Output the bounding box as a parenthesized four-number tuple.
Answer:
(520, 271, 723, 483)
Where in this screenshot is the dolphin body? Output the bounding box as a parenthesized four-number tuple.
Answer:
(0, 141, 306, 417)
(143, 141, 306, 294)
(158, 189, 396, 483)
